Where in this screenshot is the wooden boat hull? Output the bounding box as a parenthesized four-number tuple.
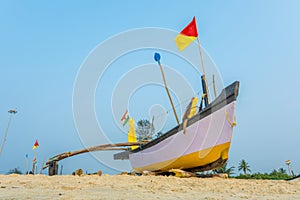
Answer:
(115, 81, 239, 173)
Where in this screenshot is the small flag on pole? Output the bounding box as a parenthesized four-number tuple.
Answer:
(32, 140, 39, 150)
(174, 16, 198, 51)
(121, 109, 130, 126)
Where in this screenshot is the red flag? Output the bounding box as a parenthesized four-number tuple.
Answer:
(180, 16, 198, 37)
(32, 140, 39, 150)
(174, 17, 199, 51)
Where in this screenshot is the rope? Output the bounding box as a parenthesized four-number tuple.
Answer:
(225, 111, 236, 128)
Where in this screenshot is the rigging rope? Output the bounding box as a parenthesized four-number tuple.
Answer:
(225, 111, 237, 128)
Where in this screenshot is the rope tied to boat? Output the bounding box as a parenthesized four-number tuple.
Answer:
(225, 111, 236, 128)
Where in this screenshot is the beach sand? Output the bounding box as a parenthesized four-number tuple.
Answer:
(0, 174, 299, 200)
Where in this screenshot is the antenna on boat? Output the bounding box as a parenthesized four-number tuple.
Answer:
(154, 53, 180, 125)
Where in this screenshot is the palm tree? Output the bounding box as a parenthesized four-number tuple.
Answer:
(213, 163, 235, 176)
(238, 159, 251, 175)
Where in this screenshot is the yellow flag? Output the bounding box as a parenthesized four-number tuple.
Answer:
(174, 34, 197, 51)
(128, 118, 138, 150)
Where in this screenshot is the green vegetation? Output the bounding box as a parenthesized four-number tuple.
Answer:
(235, 169, 290, 180)
(213, 159, 292, 180)
(7, 167, 23, 175)
(136, 119, 154, 141)
(213, 163, 235, 177)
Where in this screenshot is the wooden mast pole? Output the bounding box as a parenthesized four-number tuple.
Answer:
(197, 38, 210, 104)
(25, 154, 28, 174)
(154, 53, 180, 125)
(32, 150, 36, 174)
(150, 116, 154, 139)
(158, 62, 180, 125)
(212, 74, 217, 98)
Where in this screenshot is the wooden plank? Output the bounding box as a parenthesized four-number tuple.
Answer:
(44, 142, 147, 167)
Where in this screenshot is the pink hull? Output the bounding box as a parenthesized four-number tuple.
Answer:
(129, 101, 236, 171)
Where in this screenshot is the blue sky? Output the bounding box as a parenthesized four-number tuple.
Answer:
(0, 0, 299, 175)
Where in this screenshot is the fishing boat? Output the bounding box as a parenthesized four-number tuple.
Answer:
(114, 79, 239, 173)
(45, 78, 239, 175)
(44, 17, 239, 175)
(114, 17, 239, 173)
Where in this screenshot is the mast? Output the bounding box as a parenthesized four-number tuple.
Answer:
(201, 75, 209, 107)
(154, 53, 180, 125)
(197, 38, 210, 104)
(150, 116, 154, 139)
(174, 17, 210, 105)
(212, 74, 217, 98)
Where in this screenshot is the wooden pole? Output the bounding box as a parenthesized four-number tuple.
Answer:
(150, 116, 154, 140)
(31, 162, 35, 174)
(201, 75, 209, 107)
(60, 165, 63, 175)
(48, 161, 58, 176)
(288, 164, 292, 176)
(158, 62, 180, 125)
(32, 150, 36, 174)
(212, 74, 217, 98)
(43, 142, 147, 169)
(25, 155, 28, 175)
(197, 38, 210, 104)
(39, 159, 45, 174)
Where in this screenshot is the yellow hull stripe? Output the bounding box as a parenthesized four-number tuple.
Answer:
(133, 142, 231, 173)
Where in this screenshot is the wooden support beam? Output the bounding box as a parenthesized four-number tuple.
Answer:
(43, 142, 147, 169)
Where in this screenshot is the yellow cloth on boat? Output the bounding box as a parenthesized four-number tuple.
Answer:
(188, 97, 198, 118)
(128, 118, 138, 150)
(183, 97, 199, 134)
